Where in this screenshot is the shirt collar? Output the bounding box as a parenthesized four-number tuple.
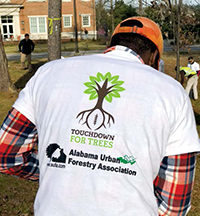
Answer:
(103, 45, 144, 64)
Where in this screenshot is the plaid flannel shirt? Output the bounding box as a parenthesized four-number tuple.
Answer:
(0, 108, 197, 215)
(0, 108, 39, 180)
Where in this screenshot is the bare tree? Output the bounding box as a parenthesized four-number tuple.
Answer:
(96, 0, 109, 34)
(48, 0, 62, 61)
(0, 29, 15, 92)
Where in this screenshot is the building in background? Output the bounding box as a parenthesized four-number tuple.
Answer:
(0, 0, 96, 41)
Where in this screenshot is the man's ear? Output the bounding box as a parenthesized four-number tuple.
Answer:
(149, 50, 159, 69)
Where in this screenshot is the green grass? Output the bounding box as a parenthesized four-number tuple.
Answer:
(4, 40, 106, 53)
(0, 174, 37, 216)
(0, 51, 200, 215)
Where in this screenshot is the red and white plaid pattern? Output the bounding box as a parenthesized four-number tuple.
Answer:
(154, 153, 196, 215)
(0, 108, 39, 181)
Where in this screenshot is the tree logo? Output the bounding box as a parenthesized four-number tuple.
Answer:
(77, 72, 125, 130)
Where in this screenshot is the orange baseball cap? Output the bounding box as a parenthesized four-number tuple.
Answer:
(111, 16, 163, 61)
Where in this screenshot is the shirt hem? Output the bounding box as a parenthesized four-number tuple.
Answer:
(12, 104, 36, 125)
(165, 146, 200, 157)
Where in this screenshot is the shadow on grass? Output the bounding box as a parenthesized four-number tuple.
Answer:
(14, 61, 47, 89)
(194, 112, 200, 125)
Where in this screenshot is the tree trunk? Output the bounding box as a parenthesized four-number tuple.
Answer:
(110, 0, 114, 33)
(175, 0, 181, 81)
(139, 0, 143, 15)
(48, 0, 62, 61)
(73, 0, 79, 53)
(0, 29, 14, 92)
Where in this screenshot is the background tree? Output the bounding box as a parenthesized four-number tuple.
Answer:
(113, 1, 137, 27)
(145, 0, 200, 46)
(144, 0, 173, 40)
(96, 0, 137, 37)
(48, 0, 62, 61)
(144, 0, 200, 80)
(95, 0, 109, 37)
(193, 4, 200, 43)
(0, 29, 14, 92)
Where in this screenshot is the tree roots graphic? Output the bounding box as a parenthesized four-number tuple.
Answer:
(76, 75, 125, 130)
(76, 107, 114, 130)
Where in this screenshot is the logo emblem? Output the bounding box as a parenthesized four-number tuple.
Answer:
(77, 72, 125, 130)
(117, 155, 136, 165)
(46, 143, 67, 163)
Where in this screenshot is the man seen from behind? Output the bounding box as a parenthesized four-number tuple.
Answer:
(0, 17, 200, 216)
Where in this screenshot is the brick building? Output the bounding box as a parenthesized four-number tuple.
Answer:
(0, 0, 96, 41)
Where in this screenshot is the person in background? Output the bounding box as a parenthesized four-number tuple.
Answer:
(188, 56, 200, 72)
(0, 17, 200, 216)
(188, 56, 200, 82)
(178, 66, 198, 100)
(159, 58, 164, 73)
(18, 33, 35, 73)
(83, 28, 88, 40)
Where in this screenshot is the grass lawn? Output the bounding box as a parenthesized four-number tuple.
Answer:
(0, 50, 200, 215)
(4, 40, 107, 54)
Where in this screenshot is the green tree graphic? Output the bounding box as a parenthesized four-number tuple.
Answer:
(77, 72, 125, 130)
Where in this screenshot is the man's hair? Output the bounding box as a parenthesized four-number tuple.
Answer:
(110, 33, 158, 58)
(25, 33, 29, 37)
(188, 56, 193, 60)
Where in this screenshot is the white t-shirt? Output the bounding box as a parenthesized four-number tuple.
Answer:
(13, 47, 200, 216)
(187, 61, 200, 72)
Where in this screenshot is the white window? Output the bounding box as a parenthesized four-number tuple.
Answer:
(81, 0, 90, 2)
(82, 15, 90, 27)
(1, 15, 14, 40)
(63, 15, 72, 28)
(29, 17, 47, 34)
(62, 0, 71, 2)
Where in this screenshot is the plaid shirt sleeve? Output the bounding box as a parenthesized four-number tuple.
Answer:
(0, 107, 39, 181)
(154, 153, 197, 216)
